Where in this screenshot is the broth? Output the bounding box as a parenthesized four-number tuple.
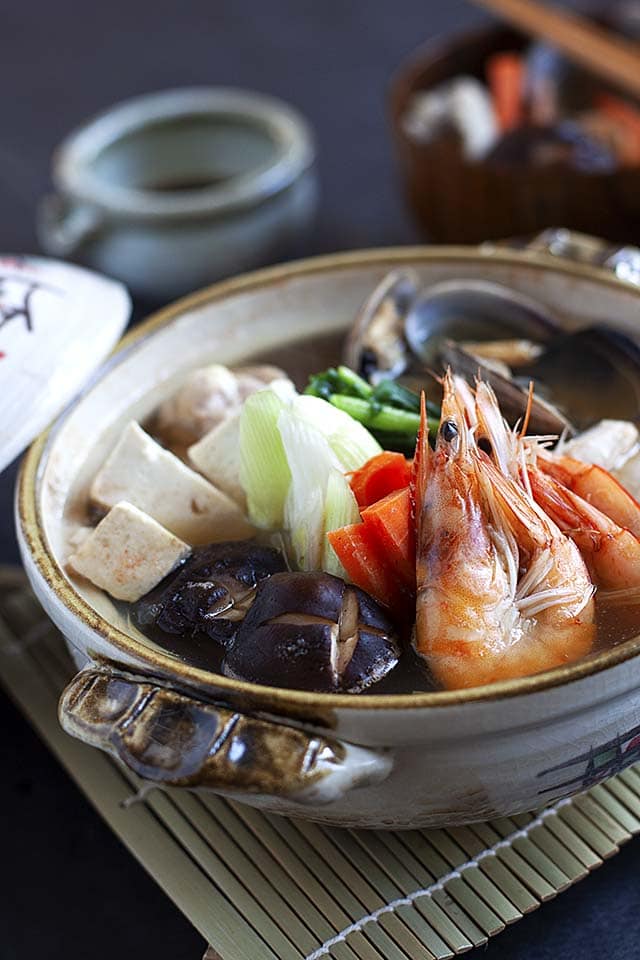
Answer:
(67, 328, 640, 695)
(125, 585, 640, 696)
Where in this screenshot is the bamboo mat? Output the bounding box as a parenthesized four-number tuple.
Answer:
(1, 566, 639, 960)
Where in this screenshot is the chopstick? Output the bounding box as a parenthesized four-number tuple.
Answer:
(469, 0, 640, 101)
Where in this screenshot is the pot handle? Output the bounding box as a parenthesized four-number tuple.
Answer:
(486, 227, 640, 287)
(37, 193, 104, 258)
(59, 667, 392, 804)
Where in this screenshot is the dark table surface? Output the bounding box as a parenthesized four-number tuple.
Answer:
(2, 2, 639, 958)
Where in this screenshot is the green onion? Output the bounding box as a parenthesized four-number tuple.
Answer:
(303, 365, 441, 453)
(322, 471, 360, 578)
(239, 388, 292, 528)
(371, 378, 421, 412)
(335, 366, 373, 399)
(278, 403, 374, 571)
(292, 394, 381, 470)
(329, 395, 422, 435)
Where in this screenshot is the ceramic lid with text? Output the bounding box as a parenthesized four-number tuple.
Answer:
(0, 254, 131, 472)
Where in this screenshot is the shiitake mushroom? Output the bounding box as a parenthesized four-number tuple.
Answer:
(223, 571, 401, 693)
(132, 540, 286, 653)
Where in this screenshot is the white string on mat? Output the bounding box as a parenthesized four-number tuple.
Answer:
(304, 797, 575, 960)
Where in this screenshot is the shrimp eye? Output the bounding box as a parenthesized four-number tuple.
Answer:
(441, 420, 458, 443)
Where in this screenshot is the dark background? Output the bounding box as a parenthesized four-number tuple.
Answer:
(1, 2, 638, 958)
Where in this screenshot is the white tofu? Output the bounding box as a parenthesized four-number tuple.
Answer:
(188, 409, 245, 506)
(68, 501, 190, 602)
(91, 421, 254, 544)
(560, 420, 639, 471)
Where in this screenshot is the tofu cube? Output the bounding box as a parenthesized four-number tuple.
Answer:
(91, 421, 253, 544)
(68, 501, 190, 602)
(188, 409, 245, 506)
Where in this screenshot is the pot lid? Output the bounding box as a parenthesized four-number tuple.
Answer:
(0, 254, 131, 473)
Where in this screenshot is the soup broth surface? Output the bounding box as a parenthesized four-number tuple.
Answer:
(68, 329, 640, 694)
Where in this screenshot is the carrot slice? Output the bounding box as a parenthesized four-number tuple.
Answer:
(486, 52, 524, 132)
(349, 452, 412, 508)
(361, 487, 415, 590)
(595, 93, 640, 166)
(327, 523, 407, 613)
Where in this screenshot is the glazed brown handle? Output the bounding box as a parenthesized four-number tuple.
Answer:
(59, 667, 391, 804)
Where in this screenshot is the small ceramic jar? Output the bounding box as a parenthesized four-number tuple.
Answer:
(38, 87, 318, 300)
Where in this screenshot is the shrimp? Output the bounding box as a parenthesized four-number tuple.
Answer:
(528, 466, 640, 589)
(468, 378, 640, 590)
(537, 451, 640, 539)
(414, 372, 595, 690)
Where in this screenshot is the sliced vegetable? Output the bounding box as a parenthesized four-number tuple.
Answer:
(306, 365, 372, 401)
(349, 451, 412, 508)
(327, 523, 407, 614)
(278, 399, 377, 572)
(361, 487, 415, 589)
(486, 51, 524, 132)
(370, 378, 432, 414)
(240, 381, 385, 572)
(279, 412, 340, 571)
(330, 394, 422, 435)
(291, 394, 381, 470)
(322, 471, 361, 577)
(239, 387, 293, 528)
(305, 365, 440, 454)
(239, 383, 378, 536)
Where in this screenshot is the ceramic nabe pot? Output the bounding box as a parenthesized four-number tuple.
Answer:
(16, 233, 640, 829)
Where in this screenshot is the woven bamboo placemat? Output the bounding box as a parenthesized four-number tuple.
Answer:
(1, 566, 639, 960)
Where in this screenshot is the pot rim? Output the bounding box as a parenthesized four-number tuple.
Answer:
(50, 87, 316, 222)
(17, 245, 640, 711)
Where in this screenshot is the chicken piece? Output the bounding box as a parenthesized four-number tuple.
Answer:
(69, 501, 190, 602)
(154, 363, 286, 452)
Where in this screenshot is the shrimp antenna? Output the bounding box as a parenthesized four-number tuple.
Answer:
(411, 391, 431, 525)
(520, 381, 535, 438)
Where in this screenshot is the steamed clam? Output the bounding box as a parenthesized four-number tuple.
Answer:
(403, 279, 560, 367)
(344, 271, 640, 434)
(343, 270, 419, 384)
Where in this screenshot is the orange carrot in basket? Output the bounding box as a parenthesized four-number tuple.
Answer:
(486, 51, 525, 132)
(596, 93, 640, 166)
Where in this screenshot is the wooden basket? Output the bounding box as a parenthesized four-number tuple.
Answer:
(389, 25, 640, 244)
